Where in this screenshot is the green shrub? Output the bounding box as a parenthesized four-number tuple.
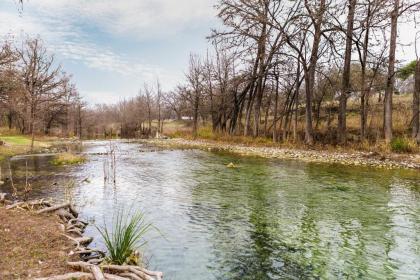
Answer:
(390, 138, 412, 153)
(96, 209, 152, 265)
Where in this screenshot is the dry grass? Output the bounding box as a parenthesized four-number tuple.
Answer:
(0, 208, 72, 279)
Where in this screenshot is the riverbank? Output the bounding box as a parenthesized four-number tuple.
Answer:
(0, 134, 54, 162)
(0, 206, 72, 279)
(147, 138, 420, 169)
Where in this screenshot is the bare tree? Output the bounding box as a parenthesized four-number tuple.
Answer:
(186, 54, 204, 137)
(18, 38, 64, 150)
(156, 79, 163, 134)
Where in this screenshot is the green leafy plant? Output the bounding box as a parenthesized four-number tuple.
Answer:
(390, 137, 412, 153)
(96, 209, 152, 265)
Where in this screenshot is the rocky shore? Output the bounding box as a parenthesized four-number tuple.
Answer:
(147, 138, 420, 169)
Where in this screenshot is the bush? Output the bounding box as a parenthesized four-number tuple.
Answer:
(390, 138, 412, 153)
(96, 209, 152, 265)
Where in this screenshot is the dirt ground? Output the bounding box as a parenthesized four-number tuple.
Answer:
(0, 207, 72, 279)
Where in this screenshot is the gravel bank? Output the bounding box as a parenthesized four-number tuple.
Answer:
(147, 138, 420, 170)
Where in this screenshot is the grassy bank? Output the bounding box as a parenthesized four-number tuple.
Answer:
(0, 134, 52, 161)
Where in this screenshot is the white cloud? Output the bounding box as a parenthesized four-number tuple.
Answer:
(0, 3, 185, 92)
(24, 0, 216, 40)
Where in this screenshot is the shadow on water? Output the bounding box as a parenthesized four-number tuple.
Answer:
(0, 154, 74, 200)
(1, 141, 419, 280)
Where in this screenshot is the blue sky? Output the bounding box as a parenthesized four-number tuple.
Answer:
(0, 1, 418, 105)
(0, 0, 218, 104)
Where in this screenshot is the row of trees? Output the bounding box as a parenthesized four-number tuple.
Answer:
(0, 38, 83, 148)
(171, 0, 419, 145)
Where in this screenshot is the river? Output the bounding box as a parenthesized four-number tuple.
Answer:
(1, 140, 419, 279)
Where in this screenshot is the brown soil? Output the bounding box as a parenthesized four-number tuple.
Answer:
(0, 207, 72, 279)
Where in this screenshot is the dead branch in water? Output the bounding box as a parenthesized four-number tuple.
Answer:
(104, 141, 117, 184)
(7, 161, 17, 199)
(36, 202, 71, 214)
(34, 272, 94, 280)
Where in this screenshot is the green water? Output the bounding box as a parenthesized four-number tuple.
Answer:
(1, 141, 419, 279)
(187, 153, 419, 279)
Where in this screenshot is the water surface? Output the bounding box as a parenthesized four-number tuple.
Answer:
(1, 141, 419, 279)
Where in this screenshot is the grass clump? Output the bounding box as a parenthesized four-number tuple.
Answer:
(51, 152, 86, 166)
(390, 138, 412, 153)
(96, 209, 152, 265)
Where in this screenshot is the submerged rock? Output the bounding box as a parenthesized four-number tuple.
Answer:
(226, 162, 237, 168)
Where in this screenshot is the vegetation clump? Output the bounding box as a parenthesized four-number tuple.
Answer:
(96, 209, 152, 266)
(51, 152, 86, 166)
(390, 138, 412, 153)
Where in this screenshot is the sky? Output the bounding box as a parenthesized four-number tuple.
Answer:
(0, 0, 418, 105)
(0, 0, 219, 104)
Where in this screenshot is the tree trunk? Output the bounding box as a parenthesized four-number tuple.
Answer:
(244, 86, 255, 136)
(77, 104, 82, 139)
(294, 91, 299, 142)
(303, 0, 326, 145)
(338, 0, 357, 144)
(192, 91, 199, 138)
(252, 22, 267, 138)
(30, 105, 35, 151)
(272, 74, 280, 142)
(304, 69, 314, 145)
(359, 3, 372, 140)
(263, 95, 271, 136)
(384, 0, 399, 142)
(413, 59, 420, 141)
(7, 111, 13, 130)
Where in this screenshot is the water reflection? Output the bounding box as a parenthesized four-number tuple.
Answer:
(0, 141, 419, 280)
